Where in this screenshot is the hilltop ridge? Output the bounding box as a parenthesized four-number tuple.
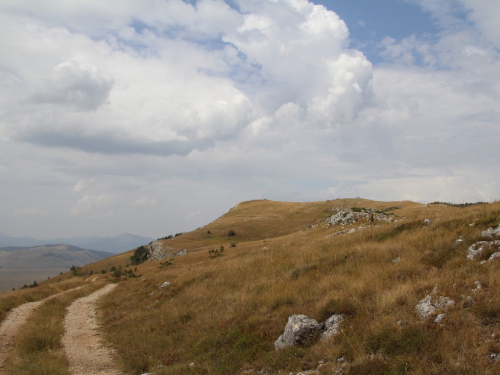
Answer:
(2, 198, 500, 374)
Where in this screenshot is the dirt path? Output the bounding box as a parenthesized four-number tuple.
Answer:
(62, 283, 119, 375)
(0, 300, 44, 369)
(0, 285, 85, 369)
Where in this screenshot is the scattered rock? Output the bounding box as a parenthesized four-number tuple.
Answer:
(322, 314, 345, 339)
(326, 208, 397, 228)
(159, 281, 170, 289)
(434, 313, 446, 323)
(467, 241, 500, 260)
(326, 210, 356, 226)
(391, 257, 401, 263)
(274, 315, 322, 350)
(473, 281, 483, 291)
(424, 219, 431, 225)
(416, 294, 455, 319)
(148, 241, 188, 261)
(489, 353, 500, 361)
(275, 313, 345, 350)
(482, 224, 500, 238)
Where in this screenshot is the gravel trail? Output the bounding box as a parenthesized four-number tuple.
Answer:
(62, 283, 119, 375)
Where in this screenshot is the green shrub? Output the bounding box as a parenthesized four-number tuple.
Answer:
(130, 245, 149, 265)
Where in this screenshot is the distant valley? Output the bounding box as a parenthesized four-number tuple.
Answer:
(0, 232, 154, 254)
(0, 244, 115, 291)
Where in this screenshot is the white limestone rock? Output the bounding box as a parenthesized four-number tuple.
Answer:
(416, 294, 455, 319)
(321, 314, 345, 339)
(482, 224, 500, 238)
(148, 241, 187, 261)
(274, 315, 322, 350)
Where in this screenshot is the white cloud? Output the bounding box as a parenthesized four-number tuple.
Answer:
(70, 194, 113, 216)
(0, 0, 499, 239)
(72, 178, 96, 193)
(30, 60, 114, 111)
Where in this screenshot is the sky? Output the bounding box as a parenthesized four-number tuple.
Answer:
(0, 0, 499, 240)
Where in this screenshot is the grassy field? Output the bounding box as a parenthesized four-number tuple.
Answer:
(2, 198, 500, 374)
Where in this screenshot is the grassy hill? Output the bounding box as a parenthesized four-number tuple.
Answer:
(2, 198, 500, 374)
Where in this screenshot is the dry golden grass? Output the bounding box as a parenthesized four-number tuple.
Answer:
(93, 199, 500, 374)
(3, 198, 500, 374)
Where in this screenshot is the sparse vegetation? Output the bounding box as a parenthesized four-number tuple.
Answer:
(129, 245, 149, 265)
(159, 260, 174, 269)
(208, 245, 225, 259)
(69, 265, 81, 276)
(3, 198, 500, 374)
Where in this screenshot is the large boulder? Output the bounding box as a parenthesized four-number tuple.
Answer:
(274, 315, 322, 350)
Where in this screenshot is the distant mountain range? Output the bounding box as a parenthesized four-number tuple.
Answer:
(0, 232, 154, 254)
(0, 244, 113, 270)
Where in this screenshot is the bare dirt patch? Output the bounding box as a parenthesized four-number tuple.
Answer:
(62, 283, 119, 375)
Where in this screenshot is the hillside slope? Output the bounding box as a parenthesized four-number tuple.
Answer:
(3, 198, 500, 374)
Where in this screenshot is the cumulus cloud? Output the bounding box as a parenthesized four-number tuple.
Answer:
(30, 60, 114, 111)
(0, 0, 499, 239)
(0, 0, 373, 157)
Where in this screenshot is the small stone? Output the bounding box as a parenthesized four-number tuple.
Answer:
(159, 281, 170, 289)
(391, 257, 401, 263)
(489, 353, 500, 361)
(434, 313, 446, 323)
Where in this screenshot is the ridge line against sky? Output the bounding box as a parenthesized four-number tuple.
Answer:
(0, 0, 499, 239)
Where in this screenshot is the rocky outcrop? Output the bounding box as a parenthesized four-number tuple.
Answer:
(415, 294, 455, 320)
(482, 224, 500, 239)
(467, 241, 500, 260)
(275, 314, 345, 350)
(326, 208, 398, 228)
(147, 241, 187, 261)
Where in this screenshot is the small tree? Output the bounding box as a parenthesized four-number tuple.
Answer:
(130, 245, 149, 265)
(228, 229, 236, 237)
(70, 265, 81, 276)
